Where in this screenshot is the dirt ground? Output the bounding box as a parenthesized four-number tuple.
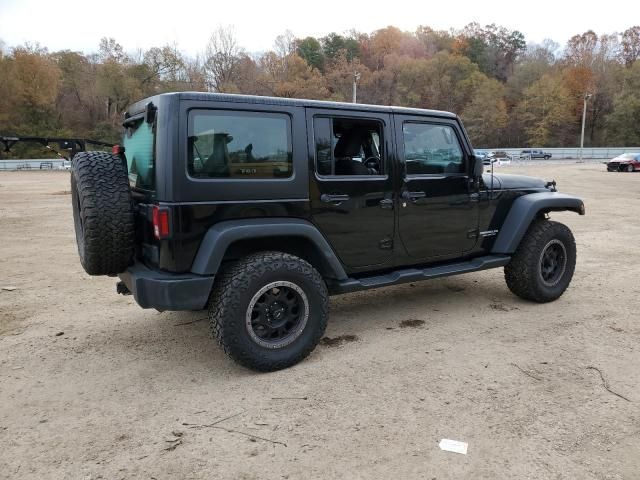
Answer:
(1, 163, 638, 480)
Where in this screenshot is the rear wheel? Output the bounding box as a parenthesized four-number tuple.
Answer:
(208, 252, 328, 371)
(626, 164, 634, 172)
(504, 220, 576, 303)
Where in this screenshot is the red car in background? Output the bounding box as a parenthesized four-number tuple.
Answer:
(606, 153, 640, 172)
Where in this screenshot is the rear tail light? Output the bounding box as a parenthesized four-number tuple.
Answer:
(152, 205, 171, 239)
(112, 144, 124, 155)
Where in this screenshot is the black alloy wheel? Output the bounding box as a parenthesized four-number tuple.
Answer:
(504, 220, 577, 303)
(538, 239, 567, 287)
(208, 251, 328, 371)
(246, 281, 309, 349)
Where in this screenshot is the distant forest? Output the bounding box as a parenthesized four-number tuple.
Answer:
(1, 24, 639, 158)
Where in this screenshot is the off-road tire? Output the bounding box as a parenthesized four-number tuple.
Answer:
(208, 252, 328, 371)
(71, 151, 134, 276)
(504, 219, 576, 303)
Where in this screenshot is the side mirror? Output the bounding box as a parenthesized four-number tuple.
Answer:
(471, 154, 484, 177)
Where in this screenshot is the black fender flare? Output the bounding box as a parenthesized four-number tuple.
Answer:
(491, 192, 585, 254)
(190, 218, 348, 280)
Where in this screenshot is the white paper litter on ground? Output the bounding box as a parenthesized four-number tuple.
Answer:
(2, 286, 17, 291)
(439, 439, 468, 454)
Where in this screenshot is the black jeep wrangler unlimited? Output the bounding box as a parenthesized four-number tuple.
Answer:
(70, 92, 584, 371)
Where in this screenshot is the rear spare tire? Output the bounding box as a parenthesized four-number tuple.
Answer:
(71, 151, 134, 275)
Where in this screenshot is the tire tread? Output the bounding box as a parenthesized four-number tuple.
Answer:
(504, 219, 576, 303)
(71, 151, 134, 275)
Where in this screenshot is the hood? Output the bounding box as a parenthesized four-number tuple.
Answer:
(485, 173, 548, 190)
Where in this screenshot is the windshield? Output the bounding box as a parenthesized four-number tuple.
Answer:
(123, 119, 155, 190)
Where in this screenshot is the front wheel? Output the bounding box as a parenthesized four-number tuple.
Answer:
(504, 220, 576, 303)
(626, 164, 634, 172)
(208, 252, 328, 371)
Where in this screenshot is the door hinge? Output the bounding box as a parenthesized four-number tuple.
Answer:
(379, 237, 393, 250)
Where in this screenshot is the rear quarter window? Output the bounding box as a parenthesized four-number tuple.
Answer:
(187, 110, 292, 179)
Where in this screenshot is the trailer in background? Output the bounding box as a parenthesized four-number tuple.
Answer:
(1, 136, 114, 161)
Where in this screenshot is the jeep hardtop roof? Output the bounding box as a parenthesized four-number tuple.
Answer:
(125, 92, 458, 120)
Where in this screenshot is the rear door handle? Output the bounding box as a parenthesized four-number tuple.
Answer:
(401, 191, 426, 202)
(321, 193, 350, 204)
(379, 198, 393, 209)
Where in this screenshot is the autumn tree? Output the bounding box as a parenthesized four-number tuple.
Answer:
(515, 74, 574, 146)
(455, 23, 526, 81)
(415, 26, 454, 56)
(53, 50, 99, 134)
(274, 31, 296, 58)
(562, 31, 623, 145)
(204, 26, 245, 91)
(462, 78, 508, 146)
(418, 52, 484, 112)
(605, 60, 640, 144)
(506, 40, 557, 105)
(0, 43, 18, 131)
(11, 45, 61, 133)
(323, 52, 369, 102)
(273, 55, 329, 99)
(95, 40, 137, 129)
(98, 37, 126, 63)
(564, 31, 599, 67)
(620, 26, 640, 67)
(142, 45, 186, 88)
(360, 26, 404, 71)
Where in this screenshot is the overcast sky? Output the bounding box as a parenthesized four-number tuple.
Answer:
(1, 0, 637, 55)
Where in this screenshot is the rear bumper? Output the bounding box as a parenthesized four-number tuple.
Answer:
(119, 262, 214, 311)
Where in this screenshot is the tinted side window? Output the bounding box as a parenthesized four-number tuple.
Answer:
(403, 123, 464, 175)
(313, 117, 384, 176)
(188, 110, 292, 179)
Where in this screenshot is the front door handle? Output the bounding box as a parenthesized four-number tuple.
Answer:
(401, 190, 426, 202)
(321, 193, 350, 204)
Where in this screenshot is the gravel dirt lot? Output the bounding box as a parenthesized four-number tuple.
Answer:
(1, 163, 638, 479)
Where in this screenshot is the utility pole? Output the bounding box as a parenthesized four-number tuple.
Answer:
(579, 93, 592, 162)
(352, 71, 361, 103)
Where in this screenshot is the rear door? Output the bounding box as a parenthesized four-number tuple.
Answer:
(394, 115, 479, 261)
(307, 109, 395, 270)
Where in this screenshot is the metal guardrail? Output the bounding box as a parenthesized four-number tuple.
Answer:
(0, 159, 69, 170)
(478, 147, 640, 160)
